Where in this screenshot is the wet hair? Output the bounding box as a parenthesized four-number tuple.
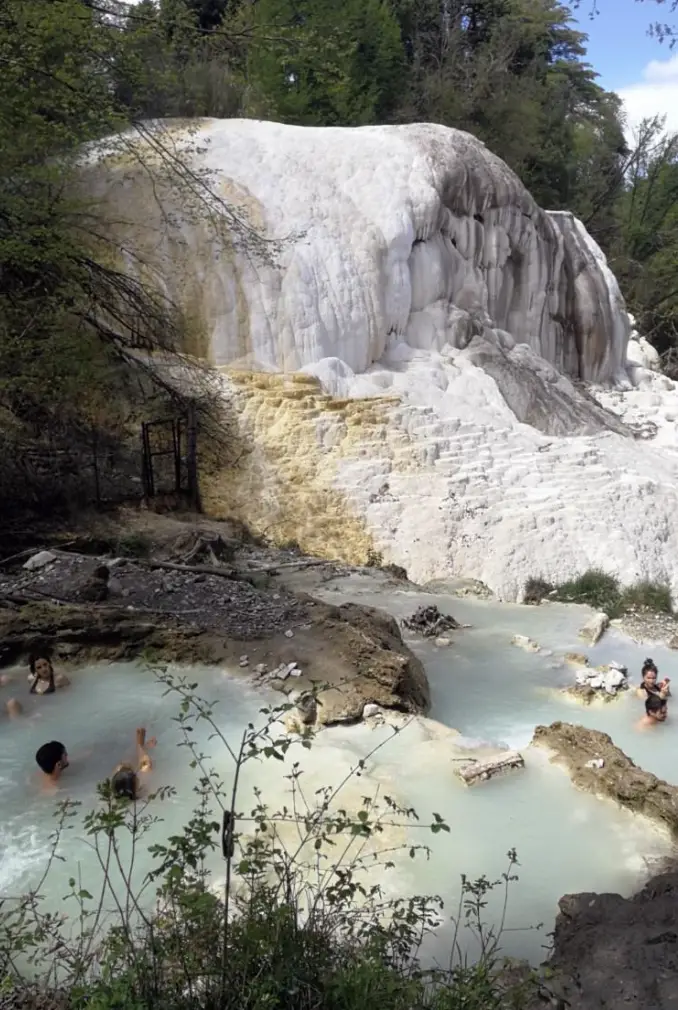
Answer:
(35, 741, 66, 774)
(111, 766, 138, 800)
(642, 658, 658, 678)
(93, 565, 110, 583)
(645, 694, 667, 715)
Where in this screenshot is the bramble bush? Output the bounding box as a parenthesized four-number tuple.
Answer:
(0, 669, 543, 1010)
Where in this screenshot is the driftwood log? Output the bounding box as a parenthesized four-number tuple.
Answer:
(456, 750, 525, 786)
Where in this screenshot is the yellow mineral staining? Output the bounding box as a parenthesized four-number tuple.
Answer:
(200, 371, 402, 564)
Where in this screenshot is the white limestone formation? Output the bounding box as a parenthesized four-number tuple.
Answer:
(89, 119, 678, 601)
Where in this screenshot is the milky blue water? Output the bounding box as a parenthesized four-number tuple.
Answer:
(0, 586, 675, 970)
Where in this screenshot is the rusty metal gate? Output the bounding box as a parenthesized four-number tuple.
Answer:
(140, 409, 199, 507)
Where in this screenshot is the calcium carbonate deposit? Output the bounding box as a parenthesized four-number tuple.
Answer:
(86, 119, 678, 600)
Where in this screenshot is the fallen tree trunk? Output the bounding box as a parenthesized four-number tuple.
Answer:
(457, 750, 525, 786)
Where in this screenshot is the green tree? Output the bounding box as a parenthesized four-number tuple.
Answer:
(241, 0, 406, 125)
(0, 0, 217, 519)
(609, 119, 678, 367)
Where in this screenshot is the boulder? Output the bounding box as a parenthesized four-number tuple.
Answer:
(283, 691, 318, 734)
(23, 550, 57, 571)
(578, 611, 609, 646)
(531, 722, 678, 836)
(541, 870, 678, 1010)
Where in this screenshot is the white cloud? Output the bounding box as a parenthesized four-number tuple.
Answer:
(619, 54, 678, 136)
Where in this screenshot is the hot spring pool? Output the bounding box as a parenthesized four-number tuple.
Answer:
(0, 587, 676, 967)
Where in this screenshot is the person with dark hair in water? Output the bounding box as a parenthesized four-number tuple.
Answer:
(110, 728, 156, 801)
(28, 654, 69, 695)
(35, 740, 69, 789)
(636, 658, 670, 701)
(637, 693, 669, 730)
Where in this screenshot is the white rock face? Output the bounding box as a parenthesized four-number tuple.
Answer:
(91, 118, 629, 384)
(88, 119, 678, 601)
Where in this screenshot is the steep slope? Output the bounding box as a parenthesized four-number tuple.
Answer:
(87, 119, 678, 600)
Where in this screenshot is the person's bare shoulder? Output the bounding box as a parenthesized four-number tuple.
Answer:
(55, 673, 70, 688)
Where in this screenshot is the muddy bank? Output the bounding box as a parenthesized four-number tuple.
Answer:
(532, 722, 678, 837)
(0, 594, 429, 727)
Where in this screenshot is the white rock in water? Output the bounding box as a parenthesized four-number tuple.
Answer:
(435, 636, 451, 647)
(603, 669, 626, 693)
(511, 635, 541, 653)
(90, 119, 678, 602)
(23, 550, 57, 571)
(362, 702, 382, 719)
(579, 612, 609, 646)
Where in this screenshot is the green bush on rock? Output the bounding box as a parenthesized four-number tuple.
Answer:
(0, 669, 541, 1010)
(524, 570, 673, 618)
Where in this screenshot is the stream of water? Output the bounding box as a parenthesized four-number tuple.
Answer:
(1, 583, 676, 967)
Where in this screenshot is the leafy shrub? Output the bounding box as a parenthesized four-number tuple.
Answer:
(619, 580, 673, 614)
(523, 578, 554, 605)
(0, 670, 540, 1010)
(530, 570, 674, 619)
(550, 569, 621, 614)
(116, 531, 152, 558)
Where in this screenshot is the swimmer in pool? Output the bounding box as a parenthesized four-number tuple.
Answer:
(636, 658, 670, 701)
(637, 693, 668, 730)
(35, 740, 70, 791)
(110, 727, 157, 800)
(28, 654, 70, 695)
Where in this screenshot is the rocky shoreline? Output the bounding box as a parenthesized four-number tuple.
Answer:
(0, 519, 429, 726)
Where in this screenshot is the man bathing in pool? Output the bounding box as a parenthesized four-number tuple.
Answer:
(35, 728, 156, 796)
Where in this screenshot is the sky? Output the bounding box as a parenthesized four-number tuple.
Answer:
(574, 0, 678, 134)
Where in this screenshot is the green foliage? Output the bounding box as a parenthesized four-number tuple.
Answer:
(536, 570, 674, 618)
(523, 578, 554, 605)
(238, 0, 406, 125)
(116, 532, 153, 558)
(550, 570, 621, 614)
(619, 580, 673, 615)
(0, 671, 538, 1009)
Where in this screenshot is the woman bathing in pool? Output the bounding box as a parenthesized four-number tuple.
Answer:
(636, 658, 670, 701)
(28, 654, 70, 695)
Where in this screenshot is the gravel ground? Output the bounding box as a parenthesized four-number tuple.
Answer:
(0, 552, 310, 641)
